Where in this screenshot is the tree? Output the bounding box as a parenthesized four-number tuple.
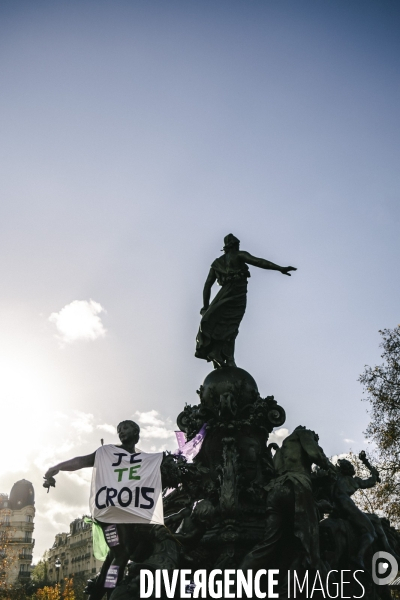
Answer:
(31, 553, 49, 587)
(359, 325, 400, 524)
(0, 519, 17, 591)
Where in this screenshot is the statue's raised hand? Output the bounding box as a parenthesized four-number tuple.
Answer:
(281, 266, 297, 276)
(200, 307, 208, 316)
(45, 466, 59, 479)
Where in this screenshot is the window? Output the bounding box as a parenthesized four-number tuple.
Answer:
(26, 515, 32, 523)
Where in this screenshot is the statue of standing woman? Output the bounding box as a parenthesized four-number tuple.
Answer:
(195, 234, 296, 368)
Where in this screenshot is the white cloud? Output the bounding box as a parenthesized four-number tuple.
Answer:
(49, 299, 106, 343)
(135, 410, 164, 427)
(97, 423, 117, 435)
(139, 425, 176, 440)
(36, 499, 88, 533)
(65, 471, 92, 486)
(330, 453, 350, 464)
(71, 411, 94, 433)
(344, 438, 356, 444)
(269, 427, 289, 446)
(34, 441, 76, 472)
(135, 410, 176, 448)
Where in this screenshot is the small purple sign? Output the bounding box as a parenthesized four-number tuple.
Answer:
(185, 581, 196, 594)
(104, 524, 119, 547)
(175, 424, 207, 462)
(104, 565, 119, 588)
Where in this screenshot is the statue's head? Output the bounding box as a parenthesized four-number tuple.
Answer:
(223, 233, 240, 252)
(192, 499, 215, 525)
(337, 458, 355, 476)
(117, 420, 140, 445)
(294, 425, 319, 442)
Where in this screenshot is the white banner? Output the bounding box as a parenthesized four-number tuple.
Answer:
(89, 445, 164, 524)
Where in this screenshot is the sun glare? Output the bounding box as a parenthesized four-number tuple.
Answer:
(0, 356, 55, 474)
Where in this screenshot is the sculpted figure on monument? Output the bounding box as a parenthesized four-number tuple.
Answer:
(331, 451, 380, 568)
(44, 421, 180, 600)
(241, 426, 334, 573)
(195, 233, 296, 368)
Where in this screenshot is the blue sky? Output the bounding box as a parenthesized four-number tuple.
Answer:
(0, 0, 399, 558)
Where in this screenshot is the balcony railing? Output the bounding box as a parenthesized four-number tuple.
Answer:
(19, 554, 33, 561)
(70, 540, 88, 549)
(18, 572, 31, 580)
(10, 521, 34, 530)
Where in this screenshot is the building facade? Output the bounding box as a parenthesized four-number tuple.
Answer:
(45, 517, 104, 584)
(0, 479, 35, 586)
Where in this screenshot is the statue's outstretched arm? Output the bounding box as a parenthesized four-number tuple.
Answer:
(44, 452, 96, 479)
(239, 251, 297, 276)
(355, 473, 379, 490)
(201, 268, 217, 315)
(358, 450, 381, 484)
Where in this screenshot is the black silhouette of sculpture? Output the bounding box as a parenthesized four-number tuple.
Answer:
(44, 237, 400, 600)
(331, 452, 380, 568)
(195, 234, 296, 368)
(240, 426, 334, 575)
(314, 451, 383, 569)
(106, 363, 399, 600)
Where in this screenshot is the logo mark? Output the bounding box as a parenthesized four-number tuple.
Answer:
(372, 551, 398, 585)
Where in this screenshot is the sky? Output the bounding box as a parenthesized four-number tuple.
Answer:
(0, 0, 399, 560)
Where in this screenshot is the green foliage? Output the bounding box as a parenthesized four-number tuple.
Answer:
(33, 578, 75, 600)
(0, 587, 32, 600)
(31, 553, 49, 587)
(0, 578, 77, 600)
(0, 523, 16, 590)
(359, 325, 400, 524)
(33, 576, 86, 600)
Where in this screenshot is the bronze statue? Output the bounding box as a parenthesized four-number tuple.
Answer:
(44, 421, 142, 599)
(195, 234, 296, 368)
(43, 238, 400, 600)
(44, 421, 179, 600)
(332, 452, 380, 568)
(240, 426, 334, 573)
(44, 421, 141, 481)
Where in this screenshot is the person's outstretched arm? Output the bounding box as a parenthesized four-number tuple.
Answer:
(45, 452, 96, 479)
(239, 251, 296, 276)
(201, 268, 217, 315)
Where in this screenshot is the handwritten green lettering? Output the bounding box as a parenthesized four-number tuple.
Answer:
(114, 468, 128, 482)
(129, 465, 141, 480)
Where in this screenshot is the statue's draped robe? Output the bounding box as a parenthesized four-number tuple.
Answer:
(195, 256, 250, 364)
(264, 472, 320, 567)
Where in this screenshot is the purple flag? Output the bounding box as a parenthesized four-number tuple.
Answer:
(175, 431, 186, 450)
(174, 424, 207, 462)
